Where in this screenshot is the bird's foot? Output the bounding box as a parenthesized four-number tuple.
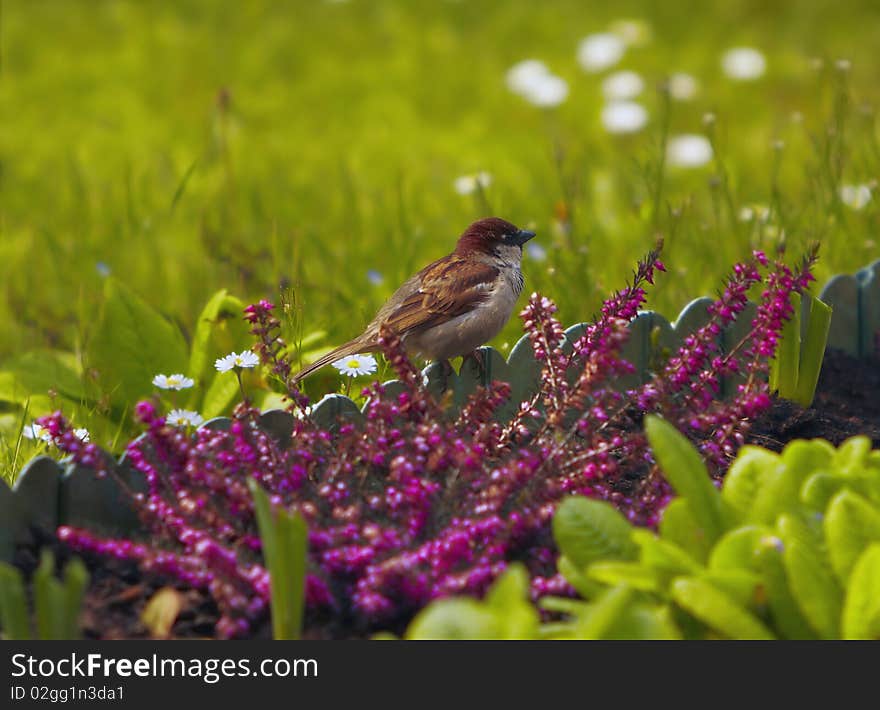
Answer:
(462, 349, 489, 383)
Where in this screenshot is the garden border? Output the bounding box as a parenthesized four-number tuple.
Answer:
(1, 259, 878, 562)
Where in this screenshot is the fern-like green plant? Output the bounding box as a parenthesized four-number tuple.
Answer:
(249, 479, 308, 640)
(0, 550, 89, 640)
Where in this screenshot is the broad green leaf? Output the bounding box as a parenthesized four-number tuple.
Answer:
(405, 599, 499, 640)
(722, 446, 780, 522)
(604, 604, 683, 640)
(659, 498, 712, 562)
(709, 525, 774, 573)
(141, 587, 183, 639)
(800, 472, 845, 512)
(587, 561, 661, 592)
(671, 576, 775, 640)
(754, 538, 818, 640)
(794, 294, 831, 407)
(33, 549, 64, 640)
(0, 349, 86, 405)
(832, 436, 873, 477)
(749, 440, 827, 524)
(201, 371, 242, 419)
(631, 529, 702, 585)
(573, 585, 635, 639)
(188, 290, 250, 390)
(699, 569, 761, 608)
(769, 291, 800, 400)
(824, 490, 880, 584)
(842, 544, 880, 640)
(485, 564, 540, 639)
(781, 537, 842, 639)
(557, 555, 603, 600)
(87, 278, 188, 407)
(645, 415, 732, 543)
(552, 496, 638, 570)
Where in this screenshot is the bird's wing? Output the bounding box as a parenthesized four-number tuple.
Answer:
(380, 256, 500, 334)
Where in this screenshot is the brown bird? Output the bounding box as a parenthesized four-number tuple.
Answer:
(293, 217, 536, 381)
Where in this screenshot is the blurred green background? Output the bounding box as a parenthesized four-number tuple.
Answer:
(1, 0, 879, 469)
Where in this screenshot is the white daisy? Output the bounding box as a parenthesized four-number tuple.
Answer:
(667, 134, 713, 168)
(721, 47, 766, 81)
(577, 33, 625, 73)
(73, 428, 90, 443)
(839, 184, 872, 210)
(601, 70, 644, 101)
(668, 72, 698, 101)
(152, 373, 195, 390)
(332, 354, 378, 377)
(166, 409, 205, 428)
(601, 101, 648, 134)
(22, 422, 53, 443)
(454, 172, 492, 196)
(215, 350, 260, 373)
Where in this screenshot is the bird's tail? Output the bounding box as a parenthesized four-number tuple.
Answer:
(292, 338, 374, 383)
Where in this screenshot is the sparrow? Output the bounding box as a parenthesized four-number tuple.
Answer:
(293, 217, 536, 381)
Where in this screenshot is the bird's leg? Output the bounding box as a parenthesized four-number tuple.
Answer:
(463, 349, 489, 384)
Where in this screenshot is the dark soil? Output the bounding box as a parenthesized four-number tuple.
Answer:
(14, 348, 880, 640)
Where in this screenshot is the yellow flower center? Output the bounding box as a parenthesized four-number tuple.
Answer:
(347, 359, 361, 368)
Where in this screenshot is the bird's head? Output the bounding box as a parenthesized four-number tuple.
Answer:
(454, 217, 536, 257)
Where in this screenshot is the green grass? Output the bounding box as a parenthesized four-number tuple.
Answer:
(1, 0, 879, 480)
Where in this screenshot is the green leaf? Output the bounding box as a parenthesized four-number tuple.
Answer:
(201, 371, 242, 420)
(659, 498, 712, 562)
(754, 537, 819, 640)
(645, 416, 732, 544)
(87, 278, 188, 407)
(671, 576, 775, 640)
(832, 436, 873, 477)
(0, 562, 31, 640)
(709, 525, 774, 573)
(557, 555, 603, 600)
(0, 350, 86, 406)
(631, 529, 703, 587)
(33, 549, 63, 640)
(699, 569, 761, 609)
(405, 599, 499, 640)
(824, 490, 880, 584)
(749, 440, 829, 524)
(587, 561, 661, 592)
(794, 295, 831, 407)
(842, 544, 880, 640)
(249, 480, 307, 640)
(61, 558, 88, 640)
(604, 604, 683, 640)
(800, 472, 845, 511)
(552, 497, 637, 570)
(722, 446, 780, 523)
(781, 535, 842, 639)
(484, 564, 540, 639)
(769, 291, 801, 400)
(573, 585, 635, 639)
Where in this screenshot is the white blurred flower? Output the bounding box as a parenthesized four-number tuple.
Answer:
(601, 101, 648, 134)
(22, 422, 53, 443)
(835, 58, 852, 72)
(152, 373, 195, 390)
(739, 204, 771, 223)
(526, 242, 548, 262)
(332, 354, 378, 377)
(609, 19, 651, 47)
(525, 75, 569, 107)
(668, 72, 698, 100)
(73, 428, 90, 443)
(721, 47, 766, 80)
(577, 33, 625, 73)
(601, 70, 644, 100)
(166, 409, 204, 428)
(454, 171, 492, 196)
(215, 350, 259, 373)
(506, 59, 551, 95)
(839, 184, 872, 210)
(367, 269, 384, 286)
(667, 134, 713, 167)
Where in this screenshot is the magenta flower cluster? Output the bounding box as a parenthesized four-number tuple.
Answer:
(48, 245, 816, 638)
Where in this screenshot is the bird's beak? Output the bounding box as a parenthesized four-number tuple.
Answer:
(512, 229, 536, 246)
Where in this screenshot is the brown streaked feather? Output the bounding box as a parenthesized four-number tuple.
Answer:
(380, 256, 499, 335)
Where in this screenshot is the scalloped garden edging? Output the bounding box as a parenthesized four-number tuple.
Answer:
(1, 259, 878, 563)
